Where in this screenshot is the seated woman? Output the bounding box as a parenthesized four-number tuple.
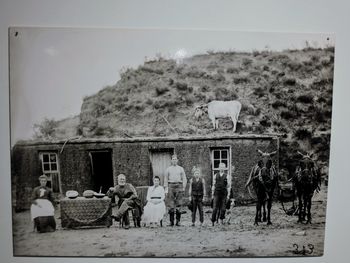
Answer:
(30, 174, 56, 233)
(142, 176, 166, 227)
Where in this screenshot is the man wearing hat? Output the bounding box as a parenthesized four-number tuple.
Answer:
(211, 162, 232, 226)
(31, 174, 56, 232)
(164, 154, 187, 226)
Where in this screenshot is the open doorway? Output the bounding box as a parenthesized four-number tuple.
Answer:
(149, 148, 174, 186)
(89, 150, 113, 194)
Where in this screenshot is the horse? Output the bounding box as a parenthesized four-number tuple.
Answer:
(245, 150, 278, 225)
(293, 152, 321, 224)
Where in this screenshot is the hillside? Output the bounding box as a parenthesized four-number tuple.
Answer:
(58, 47, 334, 175)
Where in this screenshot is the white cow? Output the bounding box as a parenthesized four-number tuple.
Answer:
(194, 100, 242, 132)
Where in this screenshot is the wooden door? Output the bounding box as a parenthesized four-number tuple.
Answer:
(149, 150, 173, 186)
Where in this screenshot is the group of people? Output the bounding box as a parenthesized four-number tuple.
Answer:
(30, 154, 234, 232)
(107, 154, 233, 228)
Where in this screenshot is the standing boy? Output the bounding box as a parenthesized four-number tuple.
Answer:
(188, 167, 207, 226)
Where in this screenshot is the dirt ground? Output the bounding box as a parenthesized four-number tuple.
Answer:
(12, 186, 327, 258)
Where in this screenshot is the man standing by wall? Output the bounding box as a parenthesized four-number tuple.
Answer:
(211, 162, 232, 226)
(164, 154, 187, 226)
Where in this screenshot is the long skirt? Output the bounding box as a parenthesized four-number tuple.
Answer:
(142, 201, 166, 224)
(31, 199, 56, 233)
(33, 216, 56, 233)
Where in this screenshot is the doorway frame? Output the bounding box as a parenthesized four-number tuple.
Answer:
(88, 149, 114, 192)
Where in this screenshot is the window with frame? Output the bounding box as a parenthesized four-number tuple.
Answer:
(40, 152, 61, 193)
(211, 148, 231, 178)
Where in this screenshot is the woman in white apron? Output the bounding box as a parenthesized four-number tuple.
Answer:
(142, 176, 166, 227)
(30, 174, 56, 233)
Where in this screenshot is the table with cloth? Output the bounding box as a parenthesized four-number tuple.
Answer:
(60, 197, 112, 228)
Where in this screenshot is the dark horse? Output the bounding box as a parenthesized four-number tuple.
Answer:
(293, 152, 321, 224)
(245, 150, 278, 225)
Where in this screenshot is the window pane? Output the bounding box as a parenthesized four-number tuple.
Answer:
(51, 163, 57, 171)
(213, 151, 220, 159)
(50, 154, 57, 162)
(43, 163, 50, 171)
(214, 160, 220, 168)
(222, 160, 228, 167)
(43, 154, 49, 162)
(221, 150, 228, 159)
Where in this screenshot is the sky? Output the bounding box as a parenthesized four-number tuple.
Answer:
(9, 27, 334, 145)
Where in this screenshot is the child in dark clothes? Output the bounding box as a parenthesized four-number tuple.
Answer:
(188, 167, 207, 226)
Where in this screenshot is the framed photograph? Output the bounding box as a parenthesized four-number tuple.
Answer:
(10, 27, 334, 258)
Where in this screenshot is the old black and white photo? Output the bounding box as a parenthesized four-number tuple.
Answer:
(9, 27, 334, 257)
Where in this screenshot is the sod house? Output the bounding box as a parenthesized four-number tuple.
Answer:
(11, 134, 279, 211)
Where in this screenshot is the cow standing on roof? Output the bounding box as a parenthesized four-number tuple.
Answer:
(194, 100, 242, 132)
